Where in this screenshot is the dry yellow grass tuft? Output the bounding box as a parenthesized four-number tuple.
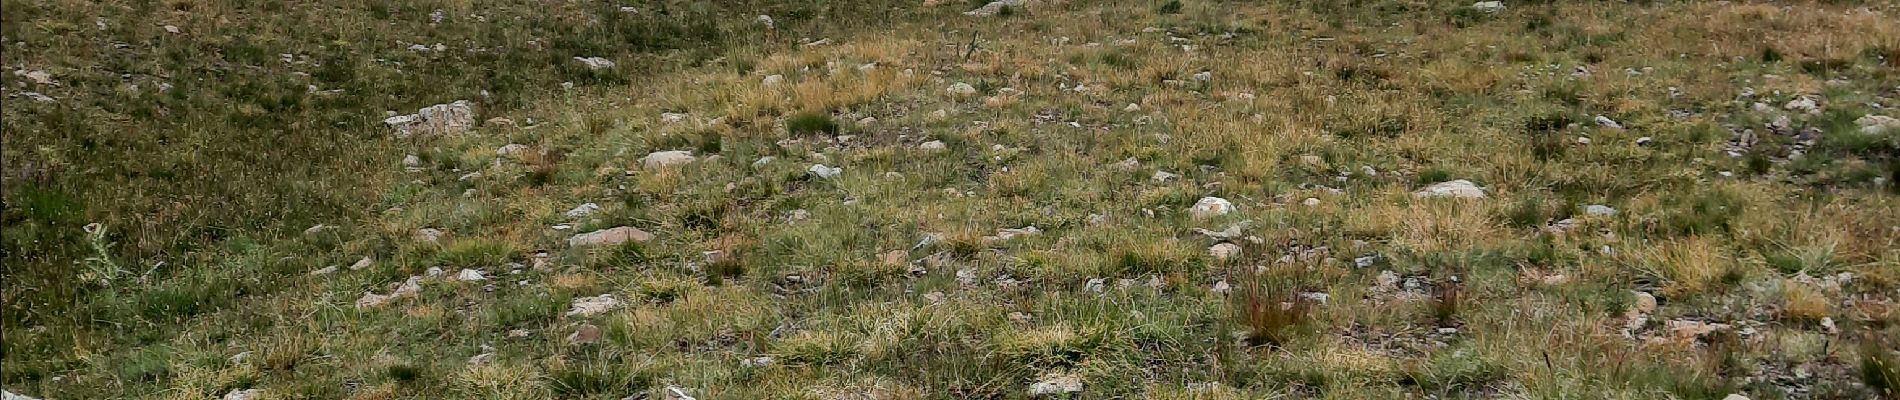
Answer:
(1636, 237, 1743, 298)
(1781, 281, 1831, 324)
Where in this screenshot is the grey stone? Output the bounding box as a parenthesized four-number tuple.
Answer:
(1208, 243, 1241, 260)
(665, 386, 697, 400)
(1190, 197, 1234, 218)
(742, 356, 774, 368)
(947, 82, 978, 96)
(564, 203, 601, 218)
(965, 0, 1027, 17)
(496, 144, 531, 158)
(990, 226, 1042, 241)
(566, 295, 620, 317)
(1857, 115, 1898, 134)
(1783, 97, 1819, 113)
(573, 56, 615, 70)
(808, 164, 842, 179)
(641, 151, 696, 169)
(1027, 372, 1082, 396)
(1594, 115, 1623, 130)
(1300, 292, 1330, 304)
(386, 100, 475, 138)
(1412, 180, 1487, 199)
(1355, 255, 1378, 268)
(222, 389, 262, 400)
(13, 69, 54, 85)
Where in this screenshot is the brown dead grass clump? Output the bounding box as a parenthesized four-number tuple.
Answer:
(1231, 265, 1314, 349)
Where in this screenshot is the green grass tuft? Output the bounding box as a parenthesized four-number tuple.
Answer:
(1157, 0, 1183, 14)
(786, 112, 840, 136)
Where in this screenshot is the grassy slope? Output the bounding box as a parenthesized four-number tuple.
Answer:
(0, 0, 917, 304)
(6, 0, 1900, 399)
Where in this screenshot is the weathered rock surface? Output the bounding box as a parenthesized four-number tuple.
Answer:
(966, 0, 1028, 17)
(568, 226, 653, 247)
(1412, 180, 1488, 199)
(641, 150, 696, 170)
(573, 56, 615, 70)
(386, 100, 475, 138)
(1027, 372, 1082, 396)
(567, 294, 621, 317)
(1191, 197, 1234, 218)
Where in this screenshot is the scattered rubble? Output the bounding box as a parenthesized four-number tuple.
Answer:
(356, 276, 423, 309)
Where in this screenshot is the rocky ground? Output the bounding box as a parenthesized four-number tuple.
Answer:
(4, 1, 1899, 399)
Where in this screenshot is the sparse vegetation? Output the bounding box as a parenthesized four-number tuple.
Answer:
(1157, 0, 1183, 15)
(5, 1, 1899, 399)
(1864, 338, 1900, 396)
